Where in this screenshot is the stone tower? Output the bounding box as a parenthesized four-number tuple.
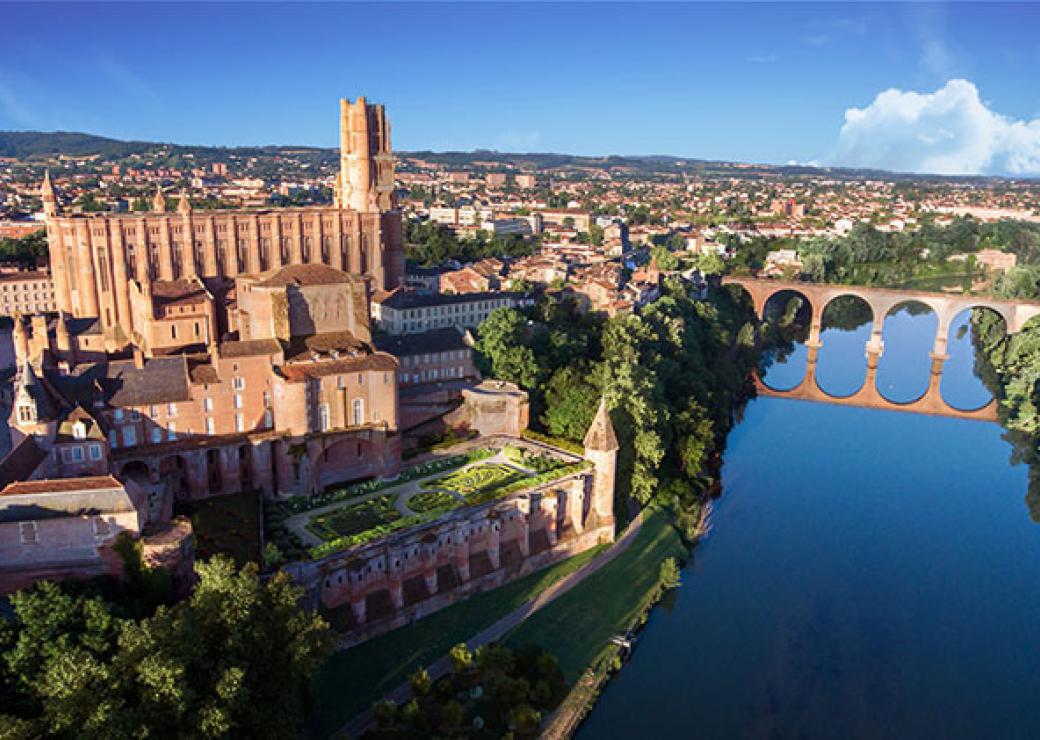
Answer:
(339, 97, 394, 212)
(40, 170, 58, 219)
(584, 398, 619, 525)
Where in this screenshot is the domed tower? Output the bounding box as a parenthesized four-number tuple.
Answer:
(583, 397, 618, 528)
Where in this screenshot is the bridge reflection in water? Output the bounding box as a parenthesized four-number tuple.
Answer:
(724, 277, 1040, 422)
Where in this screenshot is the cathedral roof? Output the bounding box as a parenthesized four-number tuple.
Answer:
(584, 398, 619, 452)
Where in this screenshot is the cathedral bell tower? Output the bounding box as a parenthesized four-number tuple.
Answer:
(338, 97, 395, 213)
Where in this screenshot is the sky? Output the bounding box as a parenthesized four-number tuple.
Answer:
(2, 2, 1040, 176)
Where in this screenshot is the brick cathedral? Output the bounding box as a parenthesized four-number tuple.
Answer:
(0, 99, 408, 590)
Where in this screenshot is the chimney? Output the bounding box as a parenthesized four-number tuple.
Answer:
(133, 346, 145, 369)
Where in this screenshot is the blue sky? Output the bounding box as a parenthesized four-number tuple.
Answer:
(2, 2, 1040, 175)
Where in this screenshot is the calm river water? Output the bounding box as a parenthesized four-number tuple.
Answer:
(580, 303, 1040, 738)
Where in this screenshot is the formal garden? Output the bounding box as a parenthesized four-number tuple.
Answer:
(264, 442, 589, 563)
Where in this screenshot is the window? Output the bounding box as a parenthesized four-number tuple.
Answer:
(232, 376, 245, 391)
(89, 443, 102, 460)
(109, 430, 119, 449)
(319, 403, 330, 432)
(167, 422, 176, 441)
(131, 409, 140, 421)
(262, 391, 271, 407)
(123, 426, 136, 446)
(206, 417, 215, 434)
(151, 428, 162, 444)
(263, 409, 273, 429)
(233, 394, 243, 409)
(168, 403, 177, 417)
(203, 397, 213, 412)
(72, 446, 83, 462)
(235, 414, 245, 432)
(352, 398, 364, 426)
(19, 521, 37, 545)
(114, 409, 124, 422)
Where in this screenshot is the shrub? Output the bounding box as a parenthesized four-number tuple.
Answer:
(450, 642, 473, 672)
(409, 667, 431, 696)
(659, 557, 681, 590)
(374, 700, 397, 729)
(263, 542, 285, 568)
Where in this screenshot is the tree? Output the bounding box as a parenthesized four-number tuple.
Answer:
(696, 250, 724, 276)
(476, 308, 541, 389)
(659, 557, 681, 589)
(0, 556, 331, 738)
(541, 366, 599, 442)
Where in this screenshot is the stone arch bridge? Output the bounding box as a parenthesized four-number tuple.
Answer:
(722, 276, 1040, 422)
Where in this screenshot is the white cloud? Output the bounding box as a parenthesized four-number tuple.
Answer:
(830, 79, 1040, 176)
(746, 54, 779, 65)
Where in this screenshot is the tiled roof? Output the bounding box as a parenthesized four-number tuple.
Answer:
(281, 352, 397, 381)
(254, 264, 359, 287)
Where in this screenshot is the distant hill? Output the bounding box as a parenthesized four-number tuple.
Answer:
(0, 131, 164, 159)
(0, 130, 1025, 184)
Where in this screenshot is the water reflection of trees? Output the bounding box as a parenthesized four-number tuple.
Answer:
(759, 294, 810, 374)
(821, 296, 872, 332)
(971, 308, 1040, 522)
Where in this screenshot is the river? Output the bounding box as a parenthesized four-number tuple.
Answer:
(579, 301, 1040, 738)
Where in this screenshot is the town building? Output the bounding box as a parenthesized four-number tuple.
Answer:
(374, 327, 476, 388)
(0, 270, 56, 315)
(370, 289, 534, 335)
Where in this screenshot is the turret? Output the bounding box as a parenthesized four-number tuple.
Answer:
(40, 170, 59, 219)
(153, 185, 167, 213)
(12, 314, 28, 365)
(583, 397, 618, 528)
(55, 311, 75, 369)
(178, 188, 192, 215)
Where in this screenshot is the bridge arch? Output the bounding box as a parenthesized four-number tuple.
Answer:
(940, 306, 1006, 412)
(815, 295, 873, 398)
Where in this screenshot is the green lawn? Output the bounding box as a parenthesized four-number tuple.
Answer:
(504, 509, 685, 682)
(310, 544, 605, 738)
(305, 494, 400, 542)
(187, 491, 262, 566)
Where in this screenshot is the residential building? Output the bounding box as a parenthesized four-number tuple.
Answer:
(371, 289, 534, 335)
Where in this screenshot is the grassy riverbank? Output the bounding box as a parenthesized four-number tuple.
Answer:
(309, 544, 604, 737)
(504, 508, 685, 682)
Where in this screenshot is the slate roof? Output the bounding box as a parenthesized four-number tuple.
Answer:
(372, 288, 528, 310)
(0, 436, 47, 490)
(374, 327, 469, 357)
(103, 356, 192, 406)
